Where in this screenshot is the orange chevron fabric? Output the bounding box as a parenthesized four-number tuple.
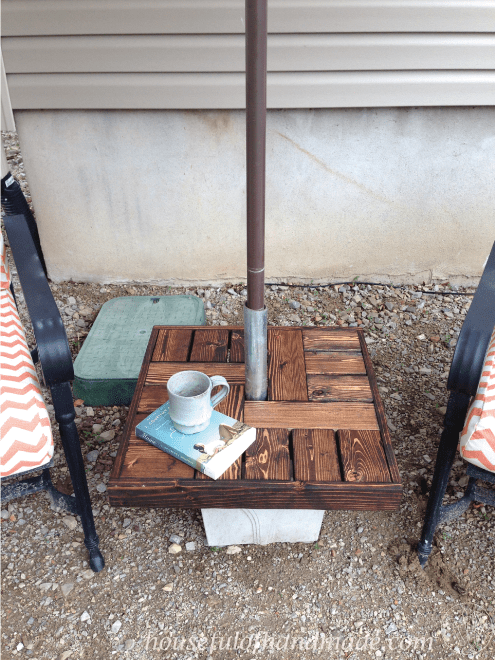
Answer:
(0, 234, 11, 289)
(1, 233, 54, 477)
(460, 328, 495, 473)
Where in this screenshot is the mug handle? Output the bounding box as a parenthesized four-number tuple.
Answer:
(209, 376, 230, 409)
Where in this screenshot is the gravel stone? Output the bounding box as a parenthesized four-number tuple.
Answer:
(61, 583, 74, 597)
(62, 515, 77, 530)
(58, 652, 73, 660)
(111, 620, 122, 634)
(87, 450, 99, 462)
(226, 545, 242, 554)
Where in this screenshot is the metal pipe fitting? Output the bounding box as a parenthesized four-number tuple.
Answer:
(244, 303, 268, 401)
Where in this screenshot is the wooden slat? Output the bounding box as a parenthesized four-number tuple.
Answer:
(151, 328, 192, 362)
(303, 328, 361, 352)
(268, 328, 308, 401)
(244, 402, 379, 430)
(119, 414, 194, 480)
(139, 386, 168, 413)
(190, 328, 228, 362)
(244, 428, 291, 480)
(123, 441, 195, 480)
(358, 330, 401, 483)
(108, 480, 402, 510)
(146, 362, 245, 385)
(4, 1, 492, 36)
(230, 329, 244, 363)
(196, 385, 244, 481)
(157, 325, 243, 331)
(139, 383, 247, 415)
(9, 71, 495, 111)
(338, 430, 391, 483)
(217, 385, 244, 423)
(305, 352, 367, 375)
(110, 327, 160, 481)
(307, 375, 373, 402)
(292, 429, 341, 482)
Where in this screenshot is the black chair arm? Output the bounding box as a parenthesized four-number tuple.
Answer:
(447, 241, 495, 396)
(3, 214, 74, 385)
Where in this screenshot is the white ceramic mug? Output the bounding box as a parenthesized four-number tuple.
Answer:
(166, 371, 230, 434)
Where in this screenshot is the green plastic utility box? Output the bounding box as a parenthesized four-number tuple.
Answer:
(73, 295, 205, 406)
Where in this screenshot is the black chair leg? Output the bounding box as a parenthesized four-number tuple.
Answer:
(50, 382, 105, 572)
(418, 391, 471, 567)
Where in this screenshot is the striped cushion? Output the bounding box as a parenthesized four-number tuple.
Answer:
(1, 231, 11, 289)
(1, 233, 54, 478)
(460, 328, 495, 473)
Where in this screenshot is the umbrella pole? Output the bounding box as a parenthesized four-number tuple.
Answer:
(244, 0, 268, 401)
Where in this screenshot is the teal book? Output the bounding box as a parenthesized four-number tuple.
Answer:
(135, 402, 256, 480)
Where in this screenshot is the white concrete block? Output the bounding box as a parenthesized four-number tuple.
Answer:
(201, 508, 325, 546)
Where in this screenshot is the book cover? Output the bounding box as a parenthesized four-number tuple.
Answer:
(135, 402, 256, 480)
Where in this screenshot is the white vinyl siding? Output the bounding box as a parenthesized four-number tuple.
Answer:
(8, 72, 495, 110)
(2, 0, 495, 109)
(3, 1, 494, 35)
(4, 34, 495, 73)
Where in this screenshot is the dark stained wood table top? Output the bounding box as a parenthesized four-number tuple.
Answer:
(109, 326, 402, 510)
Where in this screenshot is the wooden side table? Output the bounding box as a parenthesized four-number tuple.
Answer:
(109, 326, 401, 510)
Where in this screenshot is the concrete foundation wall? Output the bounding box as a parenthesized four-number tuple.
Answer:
(15, 108, 495, 285)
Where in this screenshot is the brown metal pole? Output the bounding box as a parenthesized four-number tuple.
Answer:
(245, 0, 267, 311)
(244, 0, 268, 401)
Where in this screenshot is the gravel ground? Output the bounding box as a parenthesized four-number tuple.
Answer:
(2, 132, 494, 660)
